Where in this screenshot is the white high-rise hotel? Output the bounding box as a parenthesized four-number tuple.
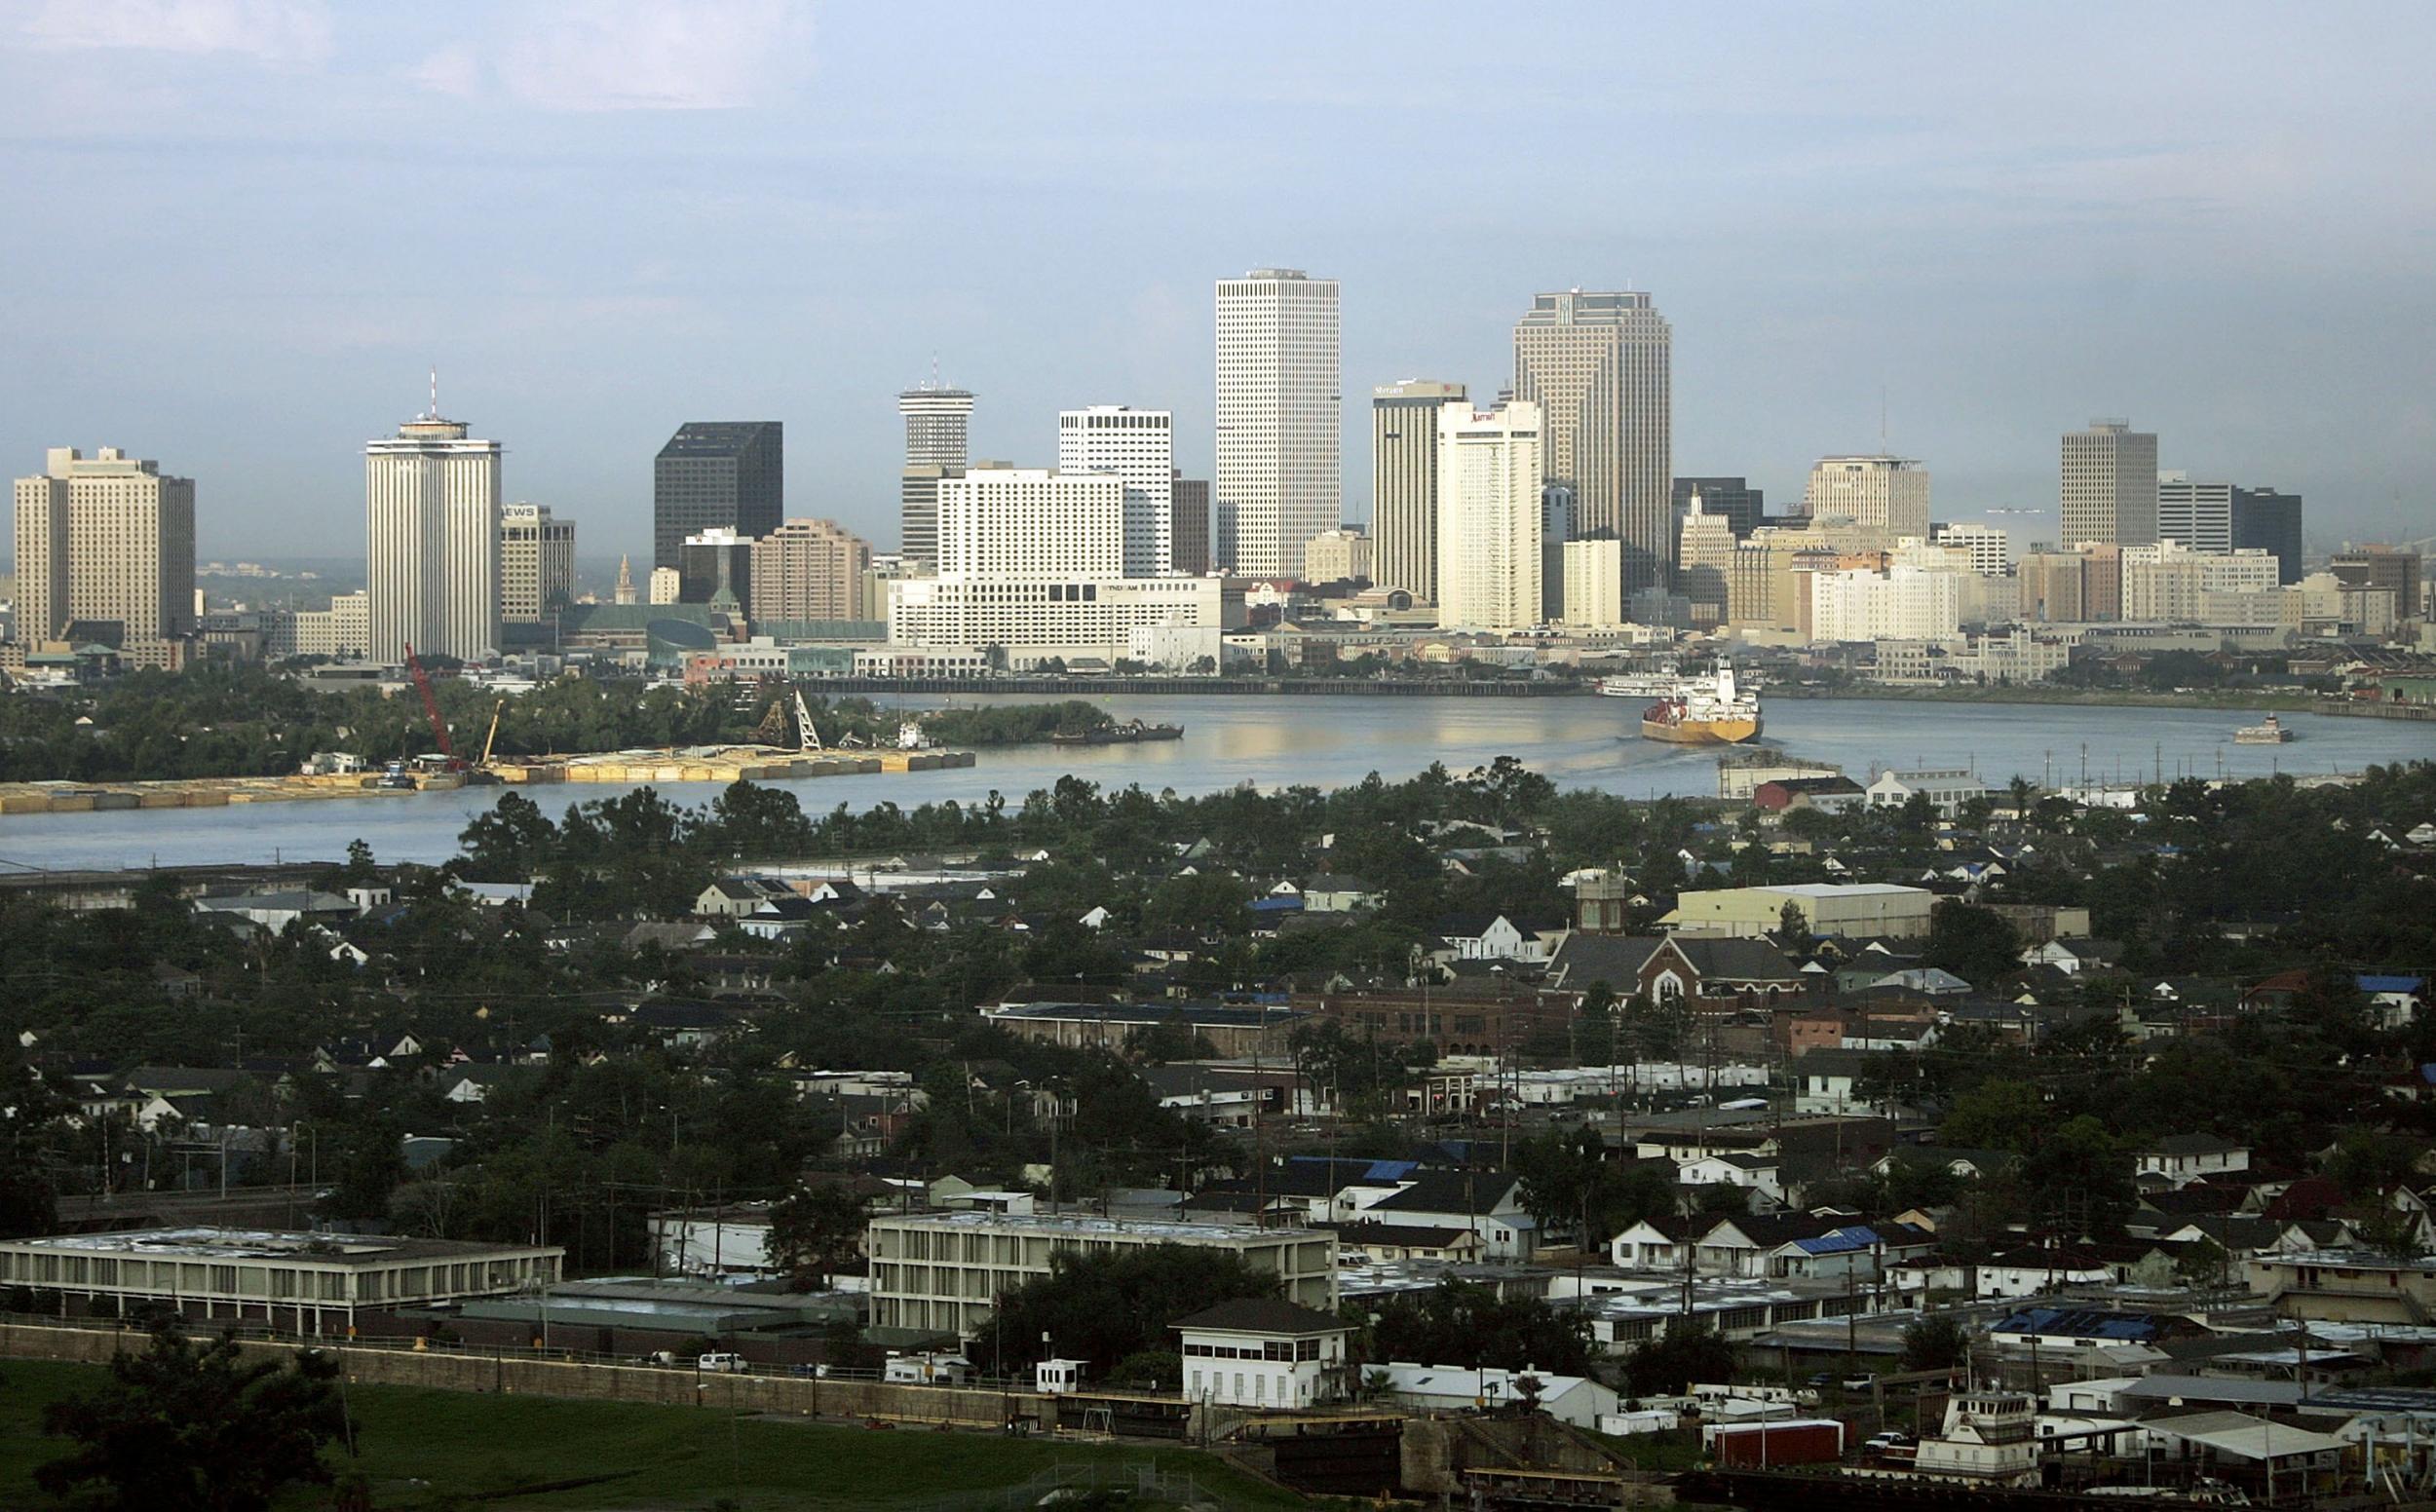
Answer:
(1215, 269, 1340, 579)
(366, 389, 500, 663)
(1434, 401, 1545, 634)
(887, 465, 1218, 667)
(1057, 406, 1172, 576)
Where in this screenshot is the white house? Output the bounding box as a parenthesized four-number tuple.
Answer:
(1865, 767, 1992, 816)
(1611, 1218, 1691, 1271)
(1374, 1362, 1619, 1429)
(1175, 1299, 1349, 1409)
(1679, 1153, 1785, 1206)
(2134, 1134, 2249, 1184)
(1431, 913, 1554, 964)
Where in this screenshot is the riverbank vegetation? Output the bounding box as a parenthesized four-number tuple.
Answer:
(0, 667, 1113, 783)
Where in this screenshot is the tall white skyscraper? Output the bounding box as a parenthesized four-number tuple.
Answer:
(1805, 455, 1930, 538)
(1512, 289, 1671, 592)
(1433, 400, 1544, 633)
(366, 388, 500, 663)
(1930, 521, 2013, 577)
(1057, 405, 1172, 576)
(2060, 419, 2158, 548)
(1215, 268, 1340, 578)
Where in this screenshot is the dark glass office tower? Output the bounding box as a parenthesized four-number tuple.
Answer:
(1671, 476, 1765, 538)
(2230, 486, 2304, 586)
(653, 422, 782, 569)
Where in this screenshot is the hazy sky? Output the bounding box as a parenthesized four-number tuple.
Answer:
(2, 0, 2430, 559)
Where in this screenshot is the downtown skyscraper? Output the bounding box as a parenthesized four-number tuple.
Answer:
(13, 445, 196, 656)
(897, 381, 973, 567)
(366, 392, 500, 663)
(1511, 289, 1672, 599)
(1215, 268, 1340, 579)
(2059, 418, 2158, 548)
(652, 421, 782, 571)
(1058, 405, 1171, 576)
(1370, 379, 1466, 603)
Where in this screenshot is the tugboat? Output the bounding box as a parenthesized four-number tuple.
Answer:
(1640, 665, 1764, 745)
(2232, 713, 2294, 744)
(1681, 1384, 2254, 1510)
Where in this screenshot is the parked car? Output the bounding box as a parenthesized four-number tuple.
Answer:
(698, 1352, 749, 1374)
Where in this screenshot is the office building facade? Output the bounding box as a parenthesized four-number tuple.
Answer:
(678, 527, 754, 607)
(896, 383, 972, 567)
(1058, 405, 1172, 576)
(1433, 400, 1544, 633)
(1805, 456, 1930, 539)
(2230, 487, 2303, 586)
(2156, 473, 2233, 555)
(498, 503, 574, 624)
(1169, 475, 1212, 575)
(1371, 379, 1466, 602)
(1930, 522, 2012, 577)
(1672, 475, 1764, 538)
(1302, 526, 1371, 586)
(2060, 419, 2157, 547)
(13, 446, 196, 650)
(750, 518, 871, 624)
(1215, 268, 1340, 577)
(653, 421, 781, 571)
(366, 406, 501, 663)
(1511, 289, 1672, 592)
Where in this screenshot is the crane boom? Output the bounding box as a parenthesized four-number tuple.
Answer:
(477, 698, 507, 768)
(402, 643, 458, 765)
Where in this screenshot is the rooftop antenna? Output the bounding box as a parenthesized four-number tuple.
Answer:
(427, 366, 439, 420)
(1880, 385, 1888, 454)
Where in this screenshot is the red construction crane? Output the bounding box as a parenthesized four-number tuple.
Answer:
(402, 643, 462, 770)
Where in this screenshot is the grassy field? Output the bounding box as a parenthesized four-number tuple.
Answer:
(0, 1359, 1303, 1510)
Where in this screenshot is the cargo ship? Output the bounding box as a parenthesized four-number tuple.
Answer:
(2232, 714, 2294, 744)
(1641, 665, 1763, 745)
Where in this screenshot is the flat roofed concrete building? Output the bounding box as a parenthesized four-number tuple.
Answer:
(1215, 268, 1340, 578)
(1512, 289, 1672, 593)
(750, 517, 870, 624)
(2156, 472, 2233, 556)
(1661, 882, 1936, 939)
(1806, 456, 1930, 539)
(1302, 525, 1371, 586)
(1371, 379, 1466, 602)
(13, 445, 196, 652)
(867, 1210, 1337, 1338)
(498, 502, 574, 624)
(0, 1227, 561, 1335)
(654, 421, 781, 571)
(2060, 418, 2157, 548)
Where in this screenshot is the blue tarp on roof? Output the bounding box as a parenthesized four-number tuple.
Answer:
(1792, 1226, 1880, 1256)
(2360, 974, 2426, 994)
(1992, 1306, 2162, 1342)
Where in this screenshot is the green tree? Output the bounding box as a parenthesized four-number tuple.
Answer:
(1899, 1315, 1965, 1373)
(973, 1244, 1280, 1377)
(765, 1186, 867, 1292)
(1620, 1322, 1735, 1396)
(1940, 1078, 2045, 1153)
(1922, 900, 2021, 989)
(1369, 1277, 1593, 1377)
(39, 1325, 347, 1512)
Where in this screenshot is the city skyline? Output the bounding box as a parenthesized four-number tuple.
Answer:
(1, 3, 2430, 557)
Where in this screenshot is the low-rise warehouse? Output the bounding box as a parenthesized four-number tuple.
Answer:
(0, 1227, 562, 1335)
